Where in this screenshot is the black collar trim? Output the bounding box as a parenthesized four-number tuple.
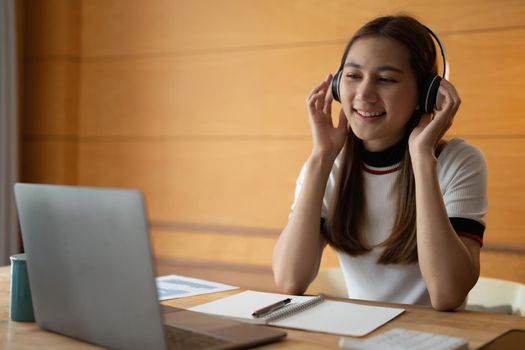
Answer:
(360, 140, 406, 167)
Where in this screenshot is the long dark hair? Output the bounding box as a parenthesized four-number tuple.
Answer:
(325, 15, 439, 264)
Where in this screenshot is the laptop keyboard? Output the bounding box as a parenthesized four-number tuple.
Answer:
(165, 325, 234, 350)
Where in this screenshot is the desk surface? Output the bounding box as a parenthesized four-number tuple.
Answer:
(0, 265, 524, 349)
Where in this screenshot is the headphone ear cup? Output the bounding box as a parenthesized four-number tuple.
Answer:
(420, 74, 442, 113)
(331, 69, 342, 103)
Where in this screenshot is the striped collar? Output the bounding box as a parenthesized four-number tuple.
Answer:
(363, 163, 402, 175)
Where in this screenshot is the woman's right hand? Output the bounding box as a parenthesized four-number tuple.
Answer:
(307, 74, 348, 161)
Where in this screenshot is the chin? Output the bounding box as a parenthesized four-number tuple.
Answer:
(349, 124, 376, 142)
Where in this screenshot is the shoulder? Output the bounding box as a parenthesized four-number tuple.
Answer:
(437, 139, 488, 229)
(437, 138, 487, 174)
(437, 138, 487, 196)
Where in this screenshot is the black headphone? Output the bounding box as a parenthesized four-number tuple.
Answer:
(331, 26, 448, 114)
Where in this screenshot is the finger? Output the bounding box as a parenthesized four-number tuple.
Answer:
(307, 80, 327, 101)
(434, 85, 448, 111)
(307, 81, 326, 100)
(437, 80, 460, 110)
(308, 74, 332, 98)
(316, 85, 326, 112)
(435, 86, 455, 115)
(307, 75, 335, 121)
(315, 84, 326, 112)
(307, 87, 326, 104)
(440, 79, 459, 98)
(320, 74, 335, 113)
(435, 86, 460, 126)
(337, 109, 348, 130)
(307, 90, 327, 118)
(323, 95, 333, 116)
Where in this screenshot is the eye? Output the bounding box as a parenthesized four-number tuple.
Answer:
(379, 77, 398, 84)
(345, 73, 361, 80)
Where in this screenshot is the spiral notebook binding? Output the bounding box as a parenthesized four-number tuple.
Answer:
(264, 294, 325, 323)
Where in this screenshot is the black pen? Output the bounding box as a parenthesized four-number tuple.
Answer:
(251, 298, 292, 318)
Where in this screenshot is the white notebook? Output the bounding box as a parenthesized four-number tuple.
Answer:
(189, 290, 405, 337)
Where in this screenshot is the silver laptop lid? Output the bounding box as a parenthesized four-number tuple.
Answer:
(14, 183, 166, 350)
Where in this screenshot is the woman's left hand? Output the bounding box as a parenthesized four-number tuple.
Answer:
(408, 79, 461, 160)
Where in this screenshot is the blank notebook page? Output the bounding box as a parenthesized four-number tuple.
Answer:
(272, 300, 404, 336)
(190, 291, 405, 337)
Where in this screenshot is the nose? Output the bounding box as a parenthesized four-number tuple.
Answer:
(356, 78, 378, 103)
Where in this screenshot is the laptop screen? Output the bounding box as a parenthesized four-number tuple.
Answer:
(15, 183, 167, 349)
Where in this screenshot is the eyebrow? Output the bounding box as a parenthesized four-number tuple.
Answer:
(344, 62, 404, 74)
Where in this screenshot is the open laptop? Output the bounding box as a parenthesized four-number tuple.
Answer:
(14, 183, 286, 350)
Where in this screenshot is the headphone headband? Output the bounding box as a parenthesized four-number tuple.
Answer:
(423, 25, 448, 80)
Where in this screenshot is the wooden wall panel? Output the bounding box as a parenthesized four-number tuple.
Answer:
(20, 139, 78, 184)
(446, 28, 525, 137)
(76, 136, 525, 244)
(151, 228, 340, 268)
(151, 229, 277, 266)
(471, 138, 525, 245)
(79, 29, 525, 138)
(81, 0, 525, 57)
(18, 0, 80, 58)
(77, 140, 309, 228)
(78, 46, 338, 138)
(18, 0, 80, 185)
(20, 61, 79, 136)
(480, 251, 525, 283)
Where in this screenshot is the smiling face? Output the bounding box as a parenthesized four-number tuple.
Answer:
(339, 36, 419, 151)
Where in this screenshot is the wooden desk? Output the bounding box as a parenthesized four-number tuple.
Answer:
(1, 265, 524, 349)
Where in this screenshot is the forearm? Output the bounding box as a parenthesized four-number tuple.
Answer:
(413, 156, 478, 310)
(272, 153, 333, 294)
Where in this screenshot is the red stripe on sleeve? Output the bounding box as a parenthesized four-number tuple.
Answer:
(456, 231, 483, 247)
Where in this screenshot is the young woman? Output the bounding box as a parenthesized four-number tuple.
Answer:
(272, 15, 487, 311)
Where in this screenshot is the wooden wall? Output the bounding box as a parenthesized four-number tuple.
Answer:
(17, 0, 525, 291)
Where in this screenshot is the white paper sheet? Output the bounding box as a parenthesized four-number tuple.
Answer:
(156, 274, 238, 300)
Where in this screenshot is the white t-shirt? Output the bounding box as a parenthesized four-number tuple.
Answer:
(291, 138, 488, 305)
